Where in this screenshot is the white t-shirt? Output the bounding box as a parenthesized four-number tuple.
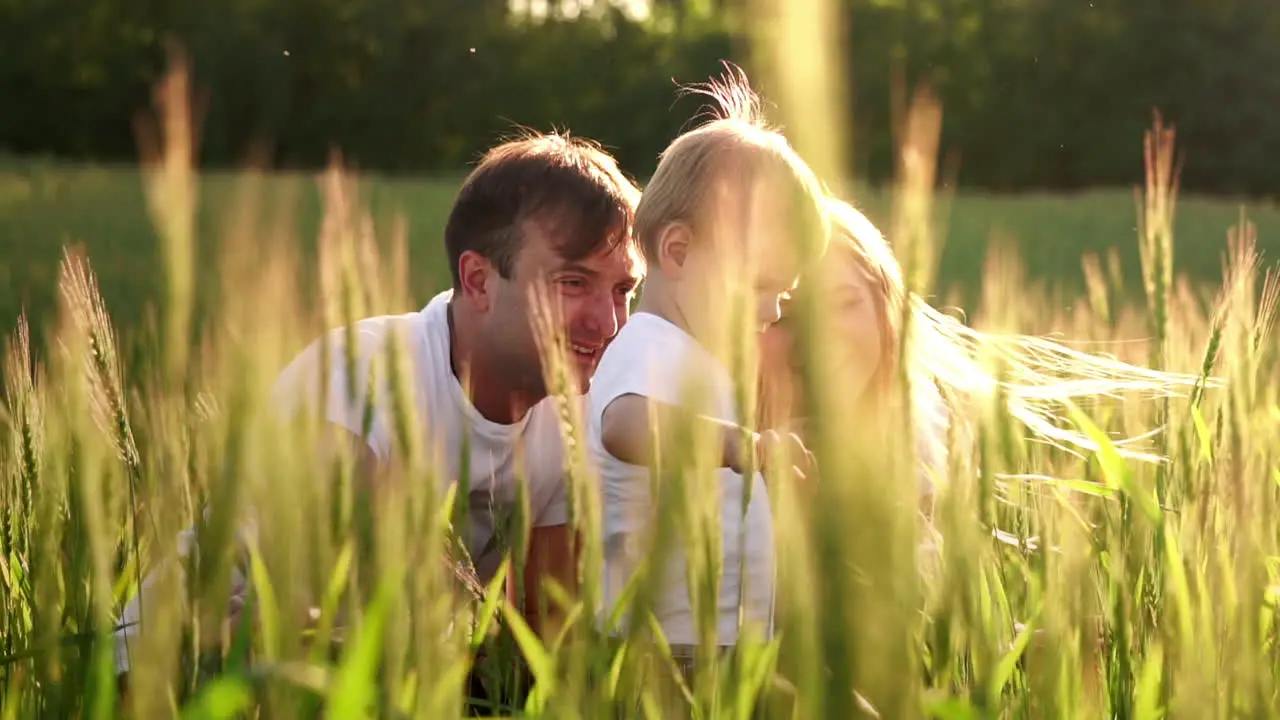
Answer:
(913, 376, 950, 578)
(913, 376, 950, 502)
(586, 312, 774, 647)
(272, 289, 571, 582)
(115, 290, 571, 675)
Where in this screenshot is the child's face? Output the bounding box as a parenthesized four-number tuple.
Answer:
(741, 182, 805, 331)
(672, 178, 802, 338)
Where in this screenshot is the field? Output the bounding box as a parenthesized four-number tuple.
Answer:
(3, 69, 1280, 720)
(3, 159, 1279, 359)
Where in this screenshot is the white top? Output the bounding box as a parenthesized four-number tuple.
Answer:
(115, 290, 571, 674)
(272, 289, 571, 581)
(913, 376, 951, 579)
(586, 312, 774, 646)
(913, 376, 950, 501)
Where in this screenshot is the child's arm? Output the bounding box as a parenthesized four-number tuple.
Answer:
(601, 393, 754, 472)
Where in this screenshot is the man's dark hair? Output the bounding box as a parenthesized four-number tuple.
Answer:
(444, 132, 642, 288)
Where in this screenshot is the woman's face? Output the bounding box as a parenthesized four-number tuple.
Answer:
(828, 240, 885, 399)
(763, 239, 885, 404)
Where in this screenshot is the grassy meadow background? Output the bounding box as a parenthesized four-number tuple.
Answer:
(2, 125, 1278, 718)
(3, 160, 1279, 358)
(4, 0, 1280, 717)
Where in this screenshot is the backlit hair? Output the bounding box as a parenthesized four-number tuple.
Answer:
(779, 197, 1215, 463)
(823, 198, 905, 399)
(633, 63, 830, 263)
(444, 131, 642, 289)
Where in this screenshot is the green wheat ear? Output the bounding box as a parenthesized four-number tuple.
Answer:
(7, 5, 1280, 718)
(4, 313, 42, 571)
(57, 248, 141, 476)
(135, 48, 199, 393)
(1136, 113, 1179, 374)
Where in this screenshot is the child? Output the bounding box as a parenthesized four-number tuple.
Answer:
(585, 66, 829, 660)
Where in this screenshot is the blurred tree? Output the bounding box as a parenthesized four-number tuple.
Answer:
(0, 0, 1277, 192)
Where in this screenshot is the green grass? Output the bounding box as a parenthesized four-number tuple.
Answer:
(2, 159, 1278, 360)
(2, 152, 1278, 717)
(3, 11, 1280, 717)
(0, 163, 466, 369)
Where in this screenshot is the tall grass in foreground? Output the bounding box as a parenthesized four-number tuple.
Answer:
(3, 14, 1280, 720)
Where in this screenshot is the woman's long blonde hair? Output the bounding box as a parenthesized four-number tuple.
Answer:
(764, 197, 1215, 464)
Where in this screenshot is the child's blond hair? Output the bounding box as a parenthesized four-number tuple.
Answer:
(634, 64, 830, 263)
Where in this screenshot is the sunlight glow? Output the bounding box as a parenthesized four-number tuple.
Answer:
(510, 0, 651, 21)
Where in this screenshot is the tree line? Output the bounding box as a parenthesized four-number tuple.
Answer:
(2, 0, 1278, 194)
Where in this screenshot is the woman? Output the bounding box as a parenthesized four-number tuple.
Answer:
(759, 196, 1211, 529)
(758, 196, 1209, 707)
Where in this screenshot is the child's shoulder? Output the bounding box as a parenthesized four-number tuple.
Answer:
(590, 313, 713, 409)
(622, 311, 688, 339)
(605, 312, 697, 359)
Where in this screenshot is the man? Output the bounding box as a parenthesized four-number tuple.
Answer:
(274, 132, 646, 632)
(115, 132, 645, 679)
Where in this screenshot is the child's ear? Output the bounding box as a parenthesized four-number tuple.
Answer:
(657, 223, 692, 278)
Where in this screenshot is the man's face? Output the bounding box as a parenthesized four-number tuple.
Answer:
(489, 216, 644, 394)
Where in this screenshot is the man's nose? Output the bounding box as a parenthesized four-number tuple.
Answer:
(584, 290, 622, 339)
(611, 302, 627, 337)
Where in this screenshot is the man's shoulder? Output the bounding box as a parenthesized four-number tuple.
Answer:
(272, 295, 450, 408)
(280, 313, 421, 377)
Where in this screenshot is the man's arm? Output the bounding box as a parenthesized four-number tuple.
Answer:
(326, 424, 381, 490)
(507, 523, 579, 642)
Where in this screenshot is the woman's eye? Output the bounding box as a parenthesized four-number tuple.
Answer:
(841, 293, 866, 310)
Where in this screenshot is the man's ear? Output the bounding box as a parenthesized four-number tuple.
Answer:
(657, 223, 692, 279)
(457, 250, 495, 311)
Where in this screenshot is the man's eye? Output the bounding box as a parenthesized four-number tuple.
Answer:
(559, 278, 587, 289)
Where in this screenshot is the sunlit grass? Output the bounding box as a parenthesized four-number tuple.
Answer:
(3, 165, 1279, 360)
(3, 0, 1280, 717)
